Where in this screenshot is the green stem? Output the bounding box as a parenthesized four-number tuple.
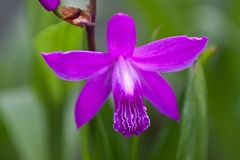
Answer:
(80, 125, 91, 160)
(96, 115, 113, 160)
(53, 8, 64, 19)
(130, 136, 140, 160)
(86, 0, 97, 51)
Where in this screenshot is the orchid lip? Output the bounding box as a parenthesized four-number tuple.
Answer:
(112, 56, 150, 136)
(113, 94, 150, 137)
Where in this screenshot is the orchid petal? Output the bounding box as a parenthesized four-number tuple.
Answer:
(139, 70, 180, 120)
(39, 0, 60, 11)
(107, 13, 136, 57)
(132, 36, 208, 72)
(75, 71, 112, 128)
(42, 51, 113, 81)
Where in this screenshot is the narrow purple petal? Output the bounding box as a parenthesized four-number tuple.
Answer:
(75, 71, 112, 128)
(42, 51, 113, 81)
(39, 0, 60, 11)
(107, 13, 136, 57)
(139, 70, 180, 120)
(112, 57, 150, 136)
(132, 36, 208, 72)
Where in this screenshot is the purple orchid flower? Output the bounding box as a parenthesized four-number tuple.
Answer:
(41, 13, 208, 137)
(39, 0, 60, 11)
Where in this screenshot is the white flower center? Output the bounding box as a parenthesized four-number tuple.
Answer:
(114, 56, 139, 95)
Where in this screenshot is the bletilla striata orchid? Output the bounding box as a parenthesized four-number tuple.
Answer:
(42, 13, 208, 137)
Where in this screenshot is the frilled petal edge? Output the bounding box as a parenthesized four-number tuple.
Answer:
(131, 36, 208, 72)
(75, 70, 112, 128)
(139, 70, 180, 121)
(42, 51, 113, 81)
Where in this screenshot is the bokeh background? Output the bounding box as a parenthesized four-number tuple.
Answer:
(0, 0, 240, 160)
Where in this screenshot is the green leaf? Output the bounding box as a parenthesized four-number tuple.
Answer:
(34, 21, 85, 52)
(61, 92, 80, 160)
(95, 114, 113, 160)
(79, 124, 91, 160)
(79, 109, 114, 160)
(0, 87, 49, 160)
(33, 22, 85, 108)
(149, 122, 177, 160)
(177, 63, 208, 160)
(33, 21, 84, 160)
(199, 46, 217, 65)
(25, 0, 59, 34)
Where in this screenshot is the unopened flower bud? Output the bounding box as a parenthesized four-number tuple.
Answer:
(39, 0, 60, 11)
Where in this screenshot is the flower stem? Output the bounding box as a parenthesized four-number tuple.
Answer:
(96, 115, 113, 160)
(130, 136, 140, 160)
(86, 0, 97, 51)
(80, 125, 91, 160)
(53, 8, 64, 19)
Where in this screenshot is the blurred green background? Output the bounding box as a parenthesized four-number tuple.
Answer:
(0, 0, 240, 160)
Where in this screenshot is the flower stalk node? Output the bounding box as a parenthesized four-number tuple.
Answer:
(59, 7, 94, 27)
(61, 7, 81, 19)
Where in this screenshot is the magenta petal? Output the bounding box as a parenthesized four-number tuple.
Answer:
(75, 71, 112, 128)
(139, 70, 180, 120)
(132, 36, 208, 72)
(42, 51, 113, 81)
(107, 13, 136, 57)
(39, 0, 60, 11)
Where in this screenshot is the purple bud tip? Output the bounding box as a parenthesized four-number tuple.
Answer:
(39, 0, 60, 11)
